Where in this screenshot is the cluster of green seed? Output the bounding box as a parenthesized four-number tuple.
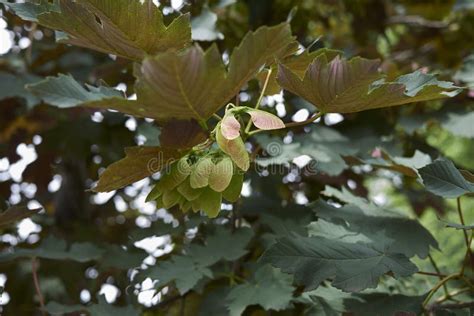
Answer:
(146, 153, 243, 218)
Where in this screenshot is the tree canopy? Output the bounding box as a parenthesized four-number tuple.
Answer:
(0, 0, 473, 315)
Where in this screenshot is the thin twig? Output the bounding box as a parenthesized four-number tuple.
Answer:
(417, 271, 447, 278)
(461, 231, 474, 276)
(284, 112, 323, 128)
(429, 301, 474, 311)
(180, 295, 186, 316)
(457, 197, 472, 276)
(457, 197, 469, 247)
(31, 257, 46, 316)
(213, 113, 223, 120)
(235, 92, 240, 107)
(436, 288, 471, 304)
(244, 68, 272, 134)
(423, 273, 461, 308)
(428, 254, 450, 298)
(26, 22, 37, 65)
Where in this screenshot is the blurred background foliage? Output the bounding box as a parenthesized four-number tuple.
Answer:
(0, 0, 473, 315)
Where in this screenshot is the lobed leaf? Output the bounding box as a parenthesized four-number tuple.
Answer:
(0, 236, 104, 263)
(35, 0, 191, 60)
(260, 235, 418, 292)
(93, 146, 178, 192)
(133, 44, 226, 121)
(84, 23, 297, 122)
(0, 205, 41, 228)
(226, 265, 294, 316)
(312, 200, 438, 258)
(418, 158, 474, 198)
(159, 119, 208, 150)
(0, 0, 58, 22)
(225, 23, 298, 100)
(26, 74, 123, 108)
(277, 54, 461, 114)
(141, 228, 252, 293)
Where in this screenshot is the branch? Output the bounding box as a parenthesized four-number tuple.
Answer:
(245, 68, 273, 134)
(284, 112, 323, 128)
(429, 301, 474, 311)
(428, 255, 450, 298)
(457, 197, 472, 276)
(417, 271, 447, 278)
(423, 273, 462, 308)
(31, 257, 46, 316)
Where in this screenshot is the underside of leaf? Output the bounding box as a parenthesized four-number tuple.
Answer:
(93, 146, 178, 192)
(37, 0, 191, 60)
(277, 54, 461, 114)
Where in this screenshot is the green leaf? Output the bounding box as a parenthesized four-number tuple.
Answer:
(0, 71, 41, 108)
(441, 111, 474, 139)
(0, 236, 104, 263)
(93, 146, 178, 192)
(312, 200, 438, 258)
(100, 245, 147, 270)
(454, 54, 474, 86)
(145, 255, 213, 294)
(226, 265, 294, 316)
(190, 157, 214, 188)
(222, 172, 244, 202)
(45, 295, 140, 316)
(26, 74, 123, 108)
(216, 125, 249, 171)
(33, 0, 191, 60)
(297, 285, 350, 315)
(344, 292, 426, 316)
(141, 228, 252, 293)
(260, 235, 417, 292)
(439, 219, 474, 230)
(298, 286, 426, 316)
(247, 109, 285, 130)
(277, 54, 460, 114)
(188, 227, 254, 266)
(0, 205, 41, 228)
(364, 149, 432, 177)
(256, 126, 357, 176)
(191, 6, 223, 41)
(418, 158, 474, 198)
(0, 0, 58, 22)
(209, 157, 234, 192)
